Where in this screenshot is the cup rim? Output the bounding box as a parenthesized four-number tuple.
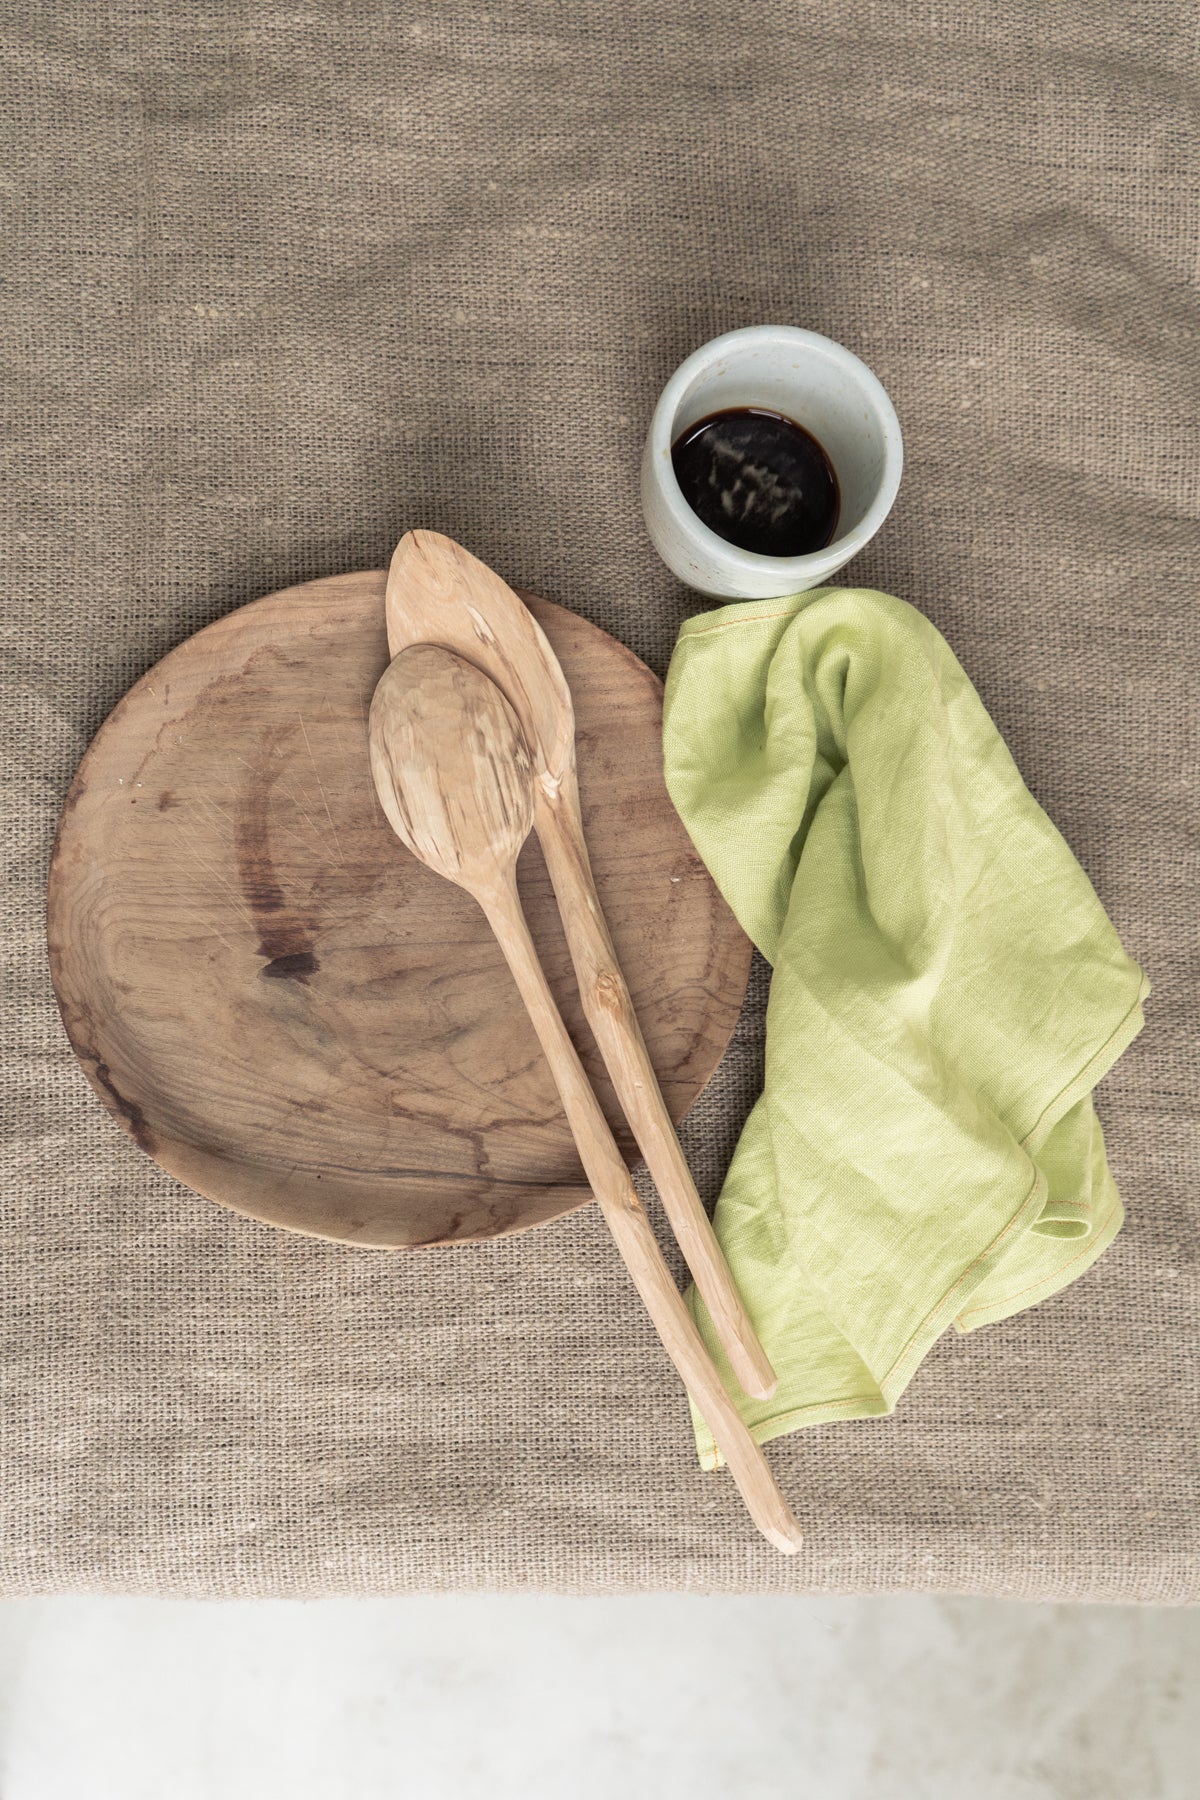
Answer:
(647, 324, 903, 583)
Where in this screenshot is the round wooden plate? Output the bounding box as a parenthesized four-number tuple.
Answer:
(47, 572, 751, 1248)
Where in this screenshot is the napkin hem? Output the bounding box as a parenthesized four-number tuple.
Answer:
(1018, 975, 1151, 1157)
(692, 1391, 893, 1471)
(951, 1193, 1124, 1333)
(675, 593, 819, 641)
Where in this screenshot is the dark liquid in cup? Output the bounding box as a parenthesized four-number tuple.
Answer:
(670, 407, 840, 558)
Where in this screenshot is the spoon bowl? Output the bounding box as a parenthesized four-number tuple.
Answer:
(369, 644, 533, 897)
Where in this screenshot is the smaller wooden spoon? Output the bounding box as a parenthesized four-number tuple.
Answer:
(369, 645, 803, 1555)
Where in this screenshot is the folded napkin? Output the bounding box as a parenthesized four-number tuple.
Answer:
(663, 589, 1149, 1467)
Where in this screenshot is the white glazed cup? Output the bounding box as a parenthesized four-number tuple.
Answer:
(641, 325, 903, 599)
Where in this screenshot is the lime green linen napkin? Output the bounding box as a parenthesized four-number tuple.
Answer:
(663, 589, 1149, 1468)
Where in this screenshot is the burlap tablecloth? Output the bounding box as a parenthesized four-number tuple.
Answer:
(3, 3, 1196, 1601)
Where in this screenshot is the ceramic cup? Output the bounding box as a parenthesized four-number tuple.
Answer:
(641, 325, 903, 600)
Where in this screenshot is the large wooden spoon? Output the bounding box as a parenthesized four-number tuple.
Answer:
(384, 530, 777, 1404)
(368, 645, 802, 1554)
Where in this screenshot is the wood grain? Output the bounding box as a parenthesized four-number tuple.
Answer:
(47, 571, 752, 1249)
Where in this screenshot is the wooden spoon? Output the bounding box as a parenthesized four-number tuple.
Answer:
(384, 530, 777, 1405)
(368, 645, 802, 1554)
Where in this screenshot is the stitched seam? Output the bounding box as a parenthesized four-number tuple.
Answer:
(747, 1392, 882, 1422)
(877, 1168, 1046, 1390)
(1017, 977, 1149, 1151)
(697, 1391, 889, 1463)
(956, 1197, 1121, 1322)
(681, 607, 808, 639)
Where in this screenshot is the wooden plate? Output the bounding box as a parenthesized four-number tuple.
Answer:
(47, 572, 751, 1247)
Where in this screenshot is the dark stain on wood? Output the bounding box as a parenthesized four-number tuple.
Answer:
(90, 1058, 156, 1154)
(262, 950, 319, 983)
(234, 744, 318, 969)
(235, 808, 288, 917)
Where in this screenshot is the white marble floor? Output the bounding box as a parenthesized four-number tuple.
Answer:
(0, 1594, 1195, 1799)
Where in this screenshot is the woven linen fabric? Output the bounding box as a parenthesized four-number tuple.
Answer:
(663, 589, 1148, 1466)
(2, 3, 1197, 1600)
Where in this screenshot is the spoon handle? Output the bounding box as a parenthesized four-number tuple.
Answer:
(479, 870, 803, 1556)
(533, 772, 778, 1404)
